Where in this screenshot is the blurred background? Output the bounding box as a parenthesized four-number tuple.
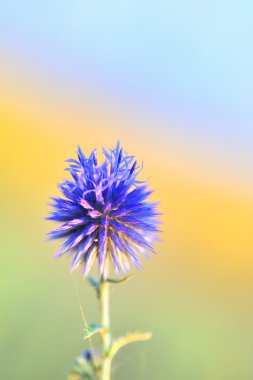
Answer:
(1, 1, 253, 379)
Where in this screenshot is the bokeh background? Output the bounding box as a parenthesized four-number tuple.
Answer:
(1, 1, 253, 380)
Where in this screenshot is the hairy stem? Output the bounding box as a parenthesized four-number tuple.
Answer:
(100, 278, 111, 380)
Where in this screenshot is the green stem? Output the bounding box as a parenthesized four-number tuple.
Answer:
(100, 277, 112, 380)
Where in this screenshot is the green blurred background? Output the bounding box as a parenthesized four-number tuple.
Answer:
(1, 2, 253, 379)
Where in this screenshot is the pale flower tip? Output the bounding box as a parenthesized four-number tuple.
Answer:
(53, 251, 62, 258)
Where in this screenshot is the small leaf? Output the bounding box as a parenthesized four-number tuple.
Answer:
(68, 372, 83, 380)
(88, 276, 99, 288)
(106, 275, 132, 285)
(68, 351, 99, 380)
(68, 370, 94, 380)
(88, 276, 100, 298)
(109, 331, 152, 359)
(68, 371, 93, 380)
(83, 323, 108, 340)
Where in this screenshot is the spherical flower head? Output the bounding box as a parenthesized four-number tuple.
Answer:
(47, 142, 160, 278)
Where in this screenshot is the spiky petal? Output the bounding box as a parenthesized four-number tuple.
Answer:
(47, 142, 160, 277)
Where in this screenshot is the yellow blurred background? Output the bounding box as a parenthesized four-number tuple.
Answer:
(1, 2, 253, 379)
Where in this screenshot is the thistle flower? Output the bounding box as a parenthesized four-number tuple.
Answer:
(47, 142, 160, 277)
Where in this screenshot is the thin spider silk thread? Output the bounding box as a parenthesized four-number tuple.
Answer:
(71, 273, 97, 370)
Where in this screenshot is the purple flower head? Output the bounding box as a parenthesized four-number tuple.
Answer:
(47, 142, 160, 278)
